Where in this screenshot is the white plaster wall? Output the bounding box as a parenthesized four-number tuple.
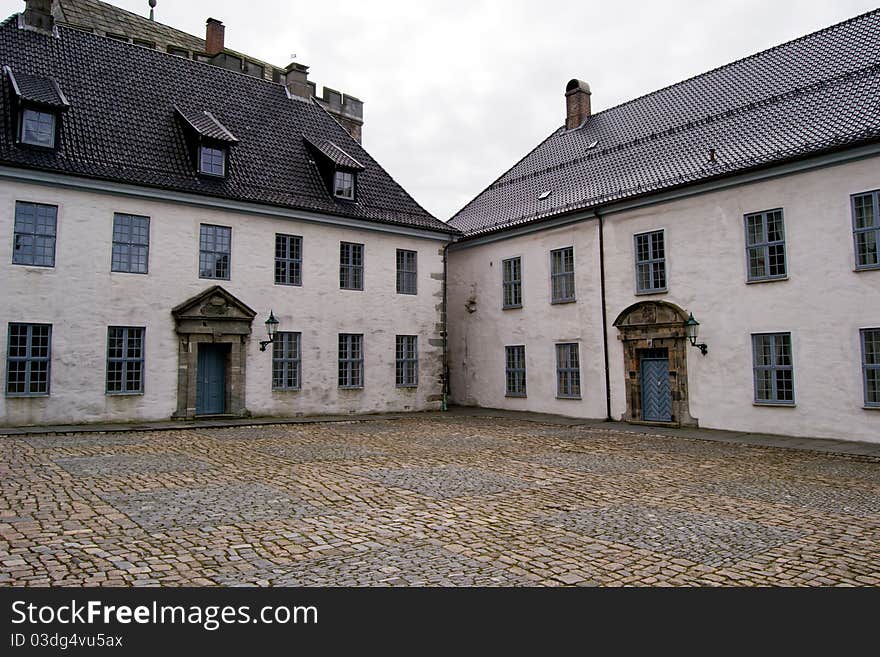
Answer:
(449, 157, 880, 443)
(0, 181, 446, 426)
(447, 223, 607, 420)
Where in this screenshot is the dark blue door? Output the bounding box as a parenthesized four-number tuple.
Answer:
(197, 345, 227, 415)
(641, 358, 672, 422)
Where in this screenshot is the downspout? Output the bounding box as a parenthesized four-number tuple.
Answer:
(597, 210, 612, 422)
(442, 242, 450, 412)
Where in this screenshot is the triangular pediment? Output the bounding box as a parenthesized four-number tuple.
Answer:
(171, 286, 257, 322)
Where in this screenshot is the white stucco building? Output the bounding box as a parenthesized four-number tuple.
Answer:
(447, 10, 880, 444)
(0, 3, 456, 426)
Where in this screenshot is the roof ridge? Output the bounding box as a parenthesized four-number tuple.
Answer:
(55, 23, 289, 92)
(570, 7, 880, 131)
(487, 61, 880, 193)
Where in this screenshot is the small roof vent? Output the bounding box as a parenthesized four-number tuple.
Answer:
(587, 140, 598, 149)
(538, 190, 552, 201)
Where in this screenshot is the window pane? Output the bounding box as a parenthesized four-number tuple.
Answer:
(12, 202, 57, 267)
(854, 194, 875, 229)
(22, 109, 56, 147)
(7, 323, 52, 396)
(112, 214, 150, 273)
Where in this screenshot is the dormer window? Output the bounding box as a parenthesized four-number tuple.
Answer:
(4, 66, 69, 151)
(334, 170, 355, 200)
(174, 105, 238, 179)
(199, 145, 226, 177)
(303, 136, 365, 203)
(21, 108, 56, 148)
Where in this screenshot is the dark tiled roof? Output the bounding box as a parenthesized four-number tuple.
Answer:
(0, 19, 454, 234)
(313, 139, 365, 170)
(5, 67, 68, 107)
(175, 105, 238, 143)
(449, 9, 880, 236)
(55, 0, 278, 81)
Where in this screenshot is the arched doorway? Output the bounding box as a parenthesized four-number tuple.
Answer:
(613, 300, 698, 427)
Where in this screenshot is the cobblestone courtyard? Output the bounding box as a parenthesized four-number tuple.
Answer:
(1, 415, 879, 587)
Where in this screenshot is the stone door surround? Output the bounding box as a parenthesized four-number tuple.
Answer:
(613, 300, 698, 428)
(171, 286, 256, 420)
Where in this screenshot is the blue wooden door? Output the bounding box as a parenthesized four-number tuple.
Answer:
(197, 345, 227, 415)
(641, 358, 672, 422)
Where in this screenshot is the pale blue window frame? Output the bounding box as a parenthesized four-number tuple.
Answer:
(340, 242, 364, 290)
(505, 345, 526, 397)
(634, 230, 667, 293)
(272, 332, 302, 391)
(556, 343, 581, 399)
(111, 213, 150, 274)
(551, 247, 576, 303)
(6, 323, 52, 397)
(21, 108, 56, 148)
(862, 328, 880, 408)
(199, 145, 226, 177)
(745, 209, 786, 282)
(339, 333, 364, 388)
(106, 326, 145, 395)
(852, 191, 880, 270)
(275, 234, 302, 286)
(12, 201, 57, 267)
(396, 249, 417, 295)
(199, 224, 231, 280)
(396, 335, 418, 387)
(752, 333, 795, 405)
(502, 257, 522, 309)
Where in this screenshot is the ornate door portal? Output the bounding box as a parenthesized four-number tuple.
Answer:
(613, 301, 698, 427)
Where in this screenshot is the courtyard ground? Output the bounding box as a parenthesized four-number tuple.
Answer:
(1, 412, 878, 586)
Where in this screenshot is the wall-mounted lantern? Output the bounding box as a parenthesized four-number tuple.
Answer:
(685, 313, 708, 355)
(259, 310, 280, 352)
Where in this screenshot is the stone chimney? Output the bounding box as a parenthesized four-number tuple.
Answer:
(22, 0, 55, 32)
(565, 79, 591, 130)
(284, 62, 315, 100)
(205, 18, 225, 56)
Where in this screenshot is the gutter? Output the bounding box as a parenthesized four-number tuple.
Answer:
(441, 242, 450, 411)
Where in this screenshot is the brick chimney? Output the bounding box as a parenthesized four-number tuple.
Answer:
(22, 0, 55, 32)
(284, 62, 314, 100)
(565, 79, 591, 130)
(205, 18, 225, 56)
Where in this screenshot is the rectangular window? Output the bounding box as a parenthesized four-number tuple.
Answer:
(862, 328, 880, 408)
(199, 146, 226, 176)
(199, 224, 231, 280)
(338, 334, 364, 388)
(272, 332, 301, 391)
(111, 213, 150, 274)
(745, 209, 786, 281)
(12, 201, 57, 267)
(5, 323, 51, 396)
(334, 171, 355, 200)
(502, 257, 523, 308)
(21, 108, 56, 148)
(556, 343, 581, 399)
(852, 191, 879, 270)
(505, 345, 526, 397)
(752, 333, 794, 405)
(275, 234, 302, 286)
(106, 327, 145, 394)
(551, 247, 576, 303)
(396, 249, 417, 295)
(340, 242, 364, 290)
(396, 335, 418, 387)
(634, 230, 667, 293)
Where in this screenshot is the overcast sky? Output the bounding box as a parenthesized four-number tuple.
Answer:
(2, 0, 877, 219)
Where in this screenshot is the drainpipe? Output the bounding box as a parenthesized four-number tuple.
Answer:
(597, 210, 612, 422)
(442, 242, 450, 412)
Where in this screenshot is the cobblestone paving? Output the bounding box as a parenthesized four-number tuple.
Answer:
(1, 415, 879, 587)
(55, 454, 211, 477)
